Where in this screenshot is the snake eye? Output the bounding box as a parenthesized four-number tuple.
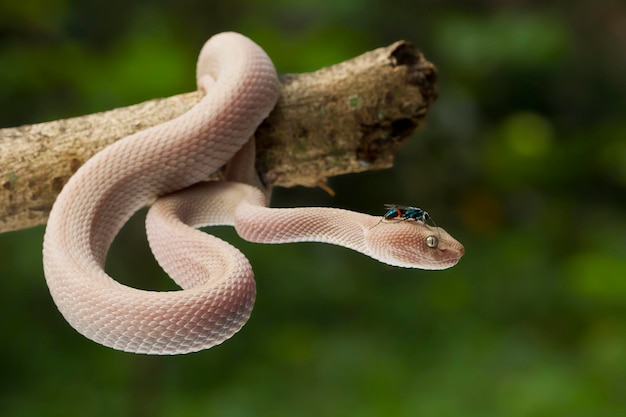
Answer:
(426, 235, 438, 248)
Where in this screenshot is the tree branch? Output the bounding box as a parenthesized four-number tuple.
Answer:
(0, 40, 437, 234)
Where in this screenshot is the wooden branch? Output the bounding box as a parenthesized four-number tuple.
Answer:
(0, 40, 437, 234)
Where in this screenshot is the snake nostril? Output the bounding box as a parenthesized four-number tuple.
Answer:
(439, 246, 464, 259)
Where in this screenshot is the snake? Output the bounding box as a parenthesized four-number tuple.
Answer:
(42, 32, 464, 355)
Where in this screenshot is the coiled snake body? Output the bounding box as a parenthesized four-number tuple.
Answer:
(43, 33, 464, 355)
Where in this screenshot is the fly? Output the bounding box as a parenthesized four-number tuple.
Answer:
(372, 204, 440, 248)
(382, 204, 430, 223)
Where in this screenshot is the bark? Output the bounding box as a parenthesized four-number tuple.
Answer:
(0, 40, 437, 234)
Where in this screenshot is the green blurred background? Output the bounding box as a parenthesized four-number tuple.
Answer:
(1, 0, 625, 416)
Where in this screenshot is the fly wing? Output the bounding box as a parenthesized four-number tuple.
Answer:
(384, 204, 412, 210)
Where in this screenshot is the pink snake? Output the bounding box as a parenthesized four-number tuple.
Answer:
(43, 32, 464, 355)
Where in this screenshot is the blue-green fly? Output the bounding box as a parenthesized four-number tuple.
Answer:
(373, 204, 440, 248)
(382, 204, 430, 223)
(374, 204, 439, 248)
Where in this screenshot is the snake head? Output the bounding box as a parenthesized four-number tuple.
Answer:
(366, 221, 464, 270)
